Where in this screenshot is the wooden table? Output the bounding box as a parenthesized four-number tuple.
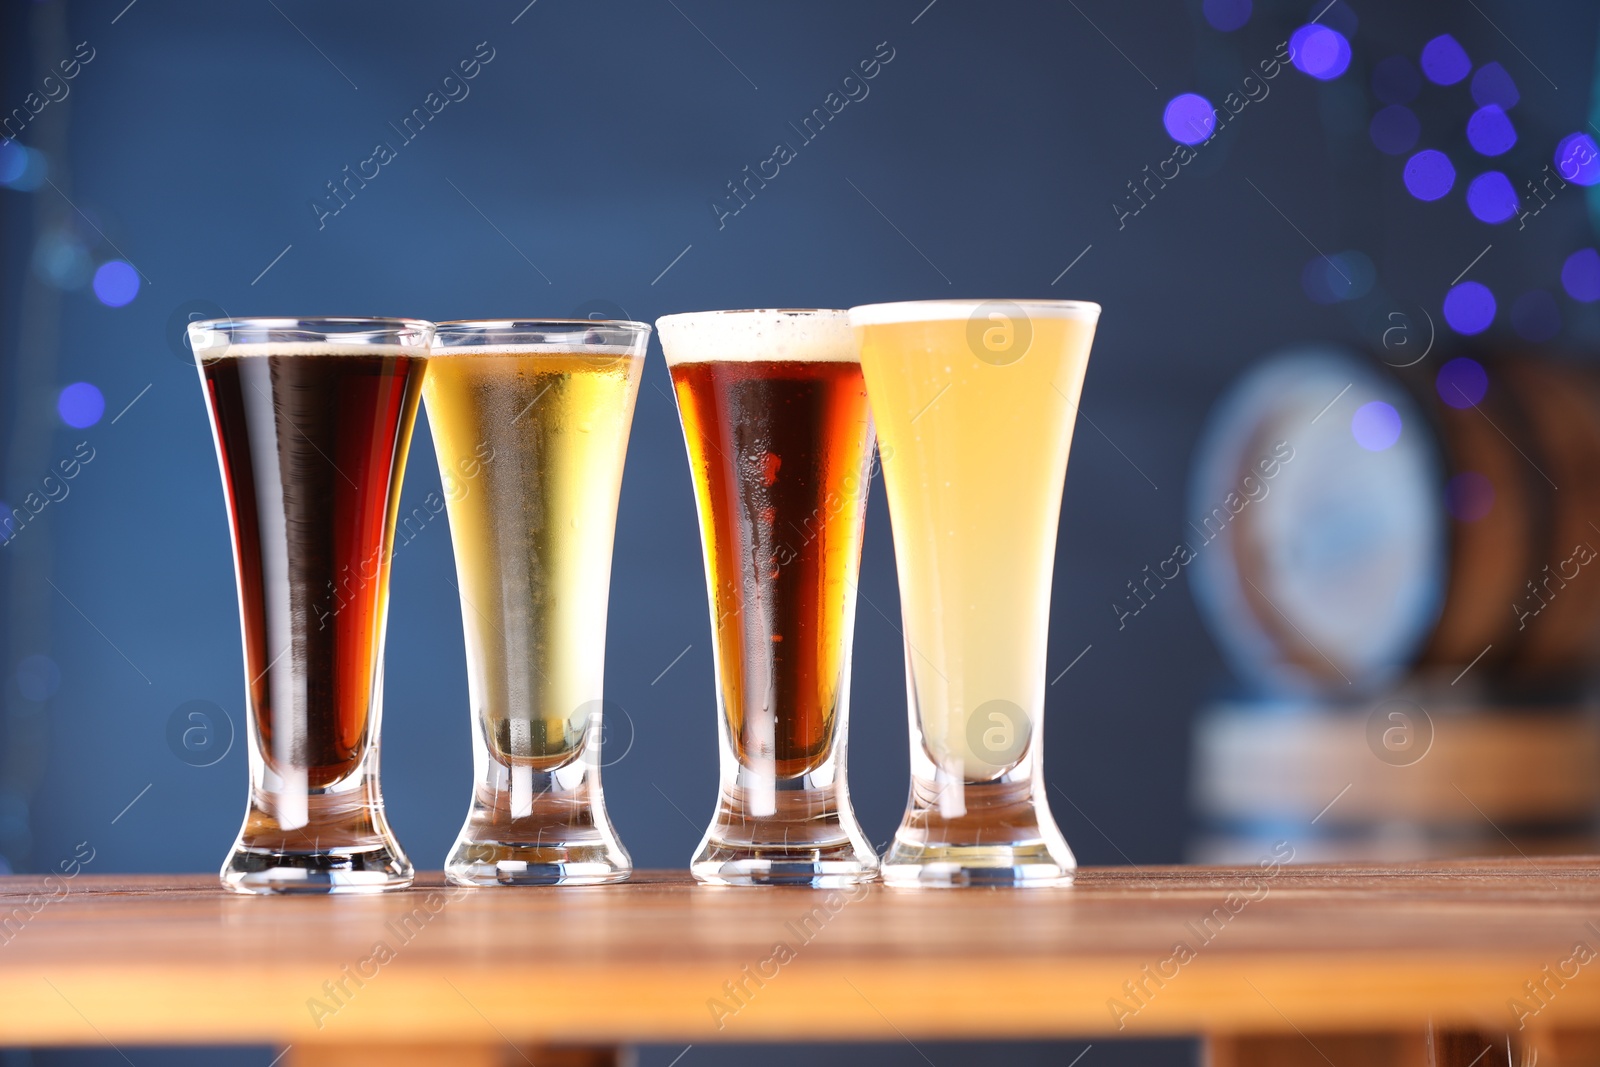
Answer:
(3, 859, 1600, 1065)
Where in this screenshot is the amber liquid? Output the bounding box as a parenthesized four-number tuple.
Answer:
(201, 350, 423, 789)
(670, 359, 874, 778)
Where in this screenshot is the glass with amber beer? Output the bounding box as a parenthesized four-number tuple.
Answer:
(658, 309, 879, 886)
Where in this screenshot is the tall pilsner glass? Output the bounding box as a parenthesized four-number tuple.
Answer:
(658, 309, 879, 886)
(425, 320, 647, 886)
(850, 299, 1100, 887)
(191, 317, 431, 894)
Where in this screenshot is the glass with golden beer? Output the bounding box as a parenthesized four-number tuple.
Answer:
(191, 317, 432, 894)
(425, 320, 647, 886)
(658, 309, 879, 886)
(850, 299, 1101, 887)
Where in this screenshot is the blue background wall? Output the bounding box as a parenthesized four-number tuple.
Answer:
(2, 0, 1598, 1063)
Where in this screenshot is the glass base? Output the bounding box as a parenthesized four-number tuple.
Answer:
(446, 840, 630, 886)
(881, 775, 1075, 888)
(880, 847, 1074, 888)
(446, 767, 631, 887)
(221, 842, 414, 895)
(222, 784, 413, 894)
(692, 781, 879, 887)
(692, 846, 878, 888)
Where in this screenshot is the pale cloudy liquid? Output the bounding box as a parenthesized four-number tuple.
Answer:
(853, 311, 1095, 776)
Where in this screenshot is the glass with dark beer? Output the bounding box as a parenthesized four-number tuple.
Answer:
(191, 317, 431, 894)
(426, 320, 648, 886)
(658, 309, 879, 886)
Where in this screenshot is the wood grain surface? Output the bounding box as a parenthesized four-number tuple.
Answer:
(1, 859, 1599, 1048)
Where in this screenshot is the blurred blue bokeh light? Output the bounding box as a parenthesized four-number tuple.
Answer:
(1351, 401, 1402, 451)
(1290, 25, 1351, 80)
(1556, 132, 1600, 185)
(1466, 171, 1518, 223)
(1436, 356, 1488, 408)
(57, 382, 105, 428)
(1202, 0, 1251, 32)
(1471, 61, 1519, 109)
(1164, 93, 1216, 144)
(1563, 248, 1600, 301)
(1443, 281, 1496, 334)
(1420, 35, 1471, 85)
(1370, 105, 1420, 155)
(92, 260, 140, 307)
(1466, 105, 1516, 156)
(1404, 149, 1456, 200)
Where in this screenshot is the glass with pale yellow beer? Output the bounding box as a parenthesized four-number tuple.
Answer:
(850, 299, 1101, 887)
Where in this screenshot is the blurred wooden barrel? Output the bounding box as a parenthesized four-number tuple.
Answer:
(1190, 344, 1600, 694)
(1190, 697, 1600, 863)
(1421, 356, 1600, 675)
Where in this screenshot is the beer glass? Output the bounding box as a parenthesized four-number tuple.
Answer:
(849, 299, 1101, 887)
(191, 317, 432, 894)
(425, 320, 647, 886)
(658, 309, 879, 886)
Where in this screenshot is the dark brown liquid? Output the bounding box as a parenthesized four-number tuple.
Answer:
(202, 351, 423, 788)
(670, 359, 874, 778)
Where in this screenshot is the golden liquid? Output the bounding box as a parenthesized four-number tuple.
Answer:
(423, 350, 641, 770)
(853, 313, 1095, 776)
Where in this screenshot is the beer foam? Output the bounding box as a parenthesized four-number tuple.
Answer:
(847, 299, 1101, 327)
(192, 342, 422, 359)
(655, 309, 856, 365)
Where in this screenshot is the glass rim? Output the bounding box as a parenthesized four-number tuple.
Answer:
(433, 317, 653, 334)
(187, 317, 435, 359)
(846, 299, 1102, 326)
(189, 316, 435, 335)
(429, 318, 652, 356)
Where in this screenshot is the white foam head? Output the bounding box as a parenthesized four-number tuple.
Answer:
(847, 299, 1101, 327)
(655, 309, 856, 365)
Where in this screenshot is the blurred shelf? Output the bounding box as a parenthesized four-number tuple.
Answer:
(2, 862, 1600, 1059)
(1189, 700, 1600, 864)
